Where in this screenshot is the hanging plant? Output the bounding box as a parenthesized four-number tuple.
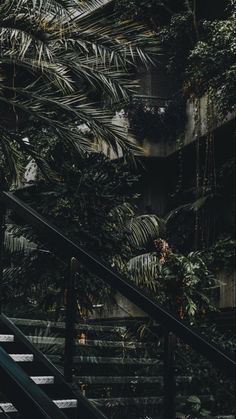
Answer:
(125, 94, 187, 143)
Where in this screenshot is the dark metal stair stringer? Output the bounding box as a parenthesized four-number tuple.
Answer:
(0, 314, 108, 419)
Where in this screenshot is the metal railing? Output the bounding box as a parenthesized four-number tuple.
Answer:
(0, 190, 235, 418)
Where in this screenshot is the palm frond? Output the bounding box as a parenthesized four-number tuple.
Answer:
(109, 202, 135, 226)
(4, 224, 37, 255)
(127, 253, 160, 290)
(3, 267, 22, 283)
(0, 0, 159, 181)
(128, 215, 164, 248)
(0, 133, 23, 186)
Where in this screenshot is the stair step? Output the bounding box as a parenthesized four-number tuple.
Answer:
(0, 399, 77, 413)
(76, 340, 150, 349)
(28, 336, 65, 346)
(31, 376, 55, 385)
(10, 318, 126, 333)
(54, 400, 77, 409)
(47, 354, 161, 366)
(0, 334, 14, 342)
(91, 396, 162, 407)
(27, 336, 149, 349)
(76, 376, 192, 385)
(72, 356, 161, 365)
(90, 395, 214, 407)
(9, 354, 34, 362)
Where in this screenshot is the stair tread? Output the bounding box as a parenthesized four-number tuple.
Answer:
(76, 375, 192, 384)
(90, 395, 214, 406)
(10, 318, 126, 333)
(0, 399, 77, 413)
(30, 376, 55, 384)
(0, 334, 14, 342)
(90, 396, 163, 406)
(9, 354, 34, 362)
(27, 336, 151, 349)
(72, 356, 161, 365)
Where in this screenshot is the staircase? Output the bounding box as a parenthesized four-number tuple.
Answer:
(4, 316, 235, 419)
(0, 191, 235, 419)
(0, 315, 106, 419)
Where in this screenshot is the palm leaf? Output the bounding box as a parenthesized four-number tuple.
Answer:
(0, 0, 159, 182)
(109, 202, 135, 226)
(4, 224, 37, 255)
(127, 253, 160, 290)
(3, 267, 22, 283)
(128, 215, 164, 248)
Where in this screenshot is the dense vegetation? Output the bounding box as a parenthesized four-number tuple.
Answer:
(1, 0, 235, 319)
(0, 0, 157, 186)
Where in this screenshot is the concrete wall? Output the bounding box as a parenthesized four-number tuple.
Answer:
(140, 97, 236, 158)
(89, 292, 147, 320)
(218, 271, 236, 309)
(89, 269, 236, 320)
(96, 95, 235, 160)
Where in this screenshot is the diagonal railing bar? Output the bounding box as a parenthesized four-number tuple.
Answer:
(0, 346, 68, 419)
(0, 314, 108, 419)
(1, 191, 235, 379)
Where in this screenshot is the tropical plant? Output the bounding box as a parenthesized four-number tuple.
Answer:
(4, 224, 37, 255)
(128, 247, 217, 321)
(116, 0, 235, 115)
(176, 395, 213, 419)
(0, 0, 157, 186)
(185, 1, 236, 115)
(200, 238, 236, 274)
(2, 150, 163, 315)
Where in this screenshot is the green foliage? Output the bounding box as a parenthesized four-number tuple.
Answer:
(128, 214, 163, 248)
(3, 150, 164, 314)
(201, 238, 236, 274)
(23, 152, 138, 266)
(4, 224, 37, 255)
(176, 324, 236, 417)
(0, 0, 157, 186)
(128, 250, 217, 321)
(126, 94, 186, 142)
(114, 0, 161, 20)
(116, 0, 236, 118)
(176, 396, 212, 418)
(166, 153, 235, 253)
(158, 11, 195, 78)
(185, 6, 236, 115)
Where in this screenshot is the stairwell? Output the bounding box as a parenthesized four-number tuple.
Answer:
(0, 191, 235, 419)
(0, 315, 106, 419)
(2, 316, 234, 419)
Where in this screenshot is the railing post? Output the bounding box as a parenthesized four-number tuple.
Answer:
(64, 257, 78, 382)
(0, 202, 6, 314)
(163, 331, 176, 419)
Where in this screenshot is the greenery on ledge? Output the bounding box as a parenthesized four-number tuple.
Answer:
(115, 0, 236, 118)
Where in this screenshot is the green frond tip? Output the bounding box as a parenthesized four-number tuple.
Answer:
(128, 215, 165, 248)
(4, 224, 37, 255)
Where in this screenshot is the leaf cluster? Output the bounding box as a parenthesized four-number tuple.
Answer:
(0, 0, 158, 186)
(126, 94, 186, 143)
(128, 250, 217, 321)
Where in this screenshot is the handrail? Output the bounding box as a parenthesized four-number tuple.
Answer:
(1, 191, 235, 379)
(0, 345, 68, 419)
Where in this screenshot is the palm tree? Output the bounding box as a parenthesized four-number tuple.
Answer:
(0, 0, 157, 186)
